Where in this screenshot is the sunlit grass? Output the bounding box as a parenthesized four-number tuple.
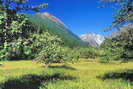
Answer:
(1, 60, 133, 89)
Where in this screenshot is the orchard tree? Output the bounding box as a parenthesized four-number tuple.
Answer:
(100, 0, 133, 61)
(34, 32, 65, 66)
(0, 0, 48, 43)
(0, 0, 48, 60)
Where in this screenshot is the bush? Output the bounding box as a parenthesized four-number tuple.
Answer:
(61, 47, 80, 63)
(78, 47, 99, 59)
(99, 47, 124, 63)
(60, 47, 99, 63)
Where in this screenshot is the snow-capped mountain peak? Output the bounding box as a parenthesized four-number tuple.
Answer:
(80, 33, 105, 47)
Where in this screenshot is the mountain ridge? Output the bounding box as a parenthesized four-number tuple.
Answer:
(27, 12, 87, 47)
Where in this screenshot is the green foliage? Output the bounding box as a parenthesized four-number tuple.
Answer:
(0, 38, 32, 61)
(60, 47, 99, 63)
(100, 46, 124, 63)
(34, 32, 66, 64)
(100, 0, 133, 62)
(101, 0, 133, 29)
(111, 26, 133, 59)
(78, 47, 99, 59)
(100, 27, 133, 62)
(60, 47, 80, 63)
(0, 13, 33, 60)
(0, 0, 47, 12)
(0, 0, 48, 61)
(35, 45, 100, 64)
(0, 0, 47, 45)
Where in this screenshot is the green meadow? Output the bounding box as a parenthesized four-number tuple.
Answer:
(0, 60, 133, 89)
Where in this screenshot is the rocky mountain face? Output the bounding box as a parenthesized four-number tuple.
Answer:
(42, 12, 66, 26)
(80, 33, 105, 47)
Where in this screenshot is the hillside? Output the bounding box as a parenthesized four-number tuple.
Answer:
(27, 12, 87, 47)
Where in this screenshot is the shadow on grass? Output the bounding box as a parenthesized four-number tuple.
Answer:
(48, 65, 76, 70)
(98, 70, 133, 82)
(0, 73, 76, 89)
(0, 64, 3, 67)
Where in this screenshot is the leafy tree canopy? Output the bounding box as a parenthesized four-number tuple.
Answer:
(101, 0, 133, 29)
(0, 0, 48, 60)
(0, 0, 48, 12)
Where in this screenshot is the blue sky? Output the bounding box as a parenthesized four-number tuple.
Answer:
(28, 0, 116, 36)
